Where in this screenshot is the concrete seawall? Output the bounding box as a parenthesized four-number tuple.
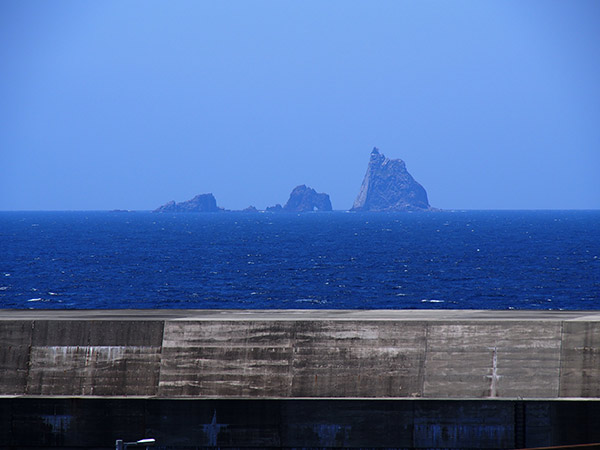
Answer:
(1, 310, 599, 399)
(1, 309, 599, 449)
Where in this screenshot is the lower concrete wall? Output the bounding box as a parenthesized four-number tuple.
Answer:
(1, 311, 599, 399)
(1, 398, 599, 449)
(1, 312, 600, 449)
(0, 320, 164, 397)
(560, 322, 600, 397)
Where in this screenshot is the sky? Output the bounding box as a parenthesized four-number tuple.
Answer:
(1, 1, 599, 211)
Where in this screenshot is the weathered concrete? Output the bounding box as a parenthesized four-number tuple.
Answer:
(1, 310, 600, 399)
(559, 321, 600, 397)
(1, 310, 600, 449)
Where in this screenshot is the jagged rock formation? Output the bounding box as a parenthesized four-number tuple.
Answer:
(265, 185, 332, 212)
(242, 206, 259, 213)
(284, 185, 332, 212)
(153, 193, 220, 213)
(265, 204, 283, 212)
(351, 148, 430, 211)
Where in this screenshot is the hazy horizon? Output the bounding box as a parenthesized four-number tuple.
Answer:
(2, 1, 599, 211)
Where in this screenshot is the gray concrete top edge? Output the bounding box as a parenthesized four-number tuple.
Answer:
(0, 309, 599, 321)
(2, 394, 600, 401)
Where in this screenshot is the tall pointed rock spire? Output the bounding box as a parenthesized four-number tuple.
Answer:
(351, 147, 431, 211)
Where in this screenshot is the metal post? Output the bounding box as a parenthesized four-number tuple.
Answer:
(116, 438, 155, 449)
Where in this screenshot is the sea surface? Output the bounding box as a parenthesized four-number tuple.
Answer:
(0, 210, 598, 310)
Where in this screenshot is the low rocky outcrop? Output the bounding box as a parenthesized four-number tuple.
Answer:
(153, 193, 221, 213)
(265, 204, 283, 212)
(351, 148, 431, 211)
(267, 185, 332, 212)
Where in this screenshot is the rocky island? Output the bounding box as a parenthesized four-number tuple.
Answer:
(152, 149, 432, 213)
(153, 193, 221, 213)
(267, 185, 332, 212)
(153, 186, 332, 213)
(351, 148, 431, 211)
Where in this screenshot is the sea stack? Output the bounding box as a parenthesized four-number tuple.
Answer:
(351, 148, 430, 211)
(153, 193, 221, 212)
(267, 185, 333, 212)
(284, 185, 332, 212)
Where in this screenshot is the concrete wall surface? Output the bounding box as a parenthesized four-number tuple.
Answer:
(1, 310, 599, 400)
(1, 398, 600, 449)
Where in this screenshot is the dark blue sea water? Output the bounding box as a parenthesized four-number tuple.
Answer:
(1, 210, 598, 310)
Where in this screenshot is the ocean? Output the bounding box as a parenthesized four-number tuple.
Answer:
(0, 210, 598, 310)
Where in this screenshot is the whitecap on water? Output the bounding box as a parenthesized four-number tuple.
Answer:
(421, 299, 444, 303)
(295, 298, 326, 304)
(27, 298, 43, 302)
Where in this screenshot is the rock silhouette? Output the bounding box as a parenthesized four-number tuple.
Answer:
(153, 193, 220, 213)
(283, 185, 332, 212)
(351, 148, 430, 211)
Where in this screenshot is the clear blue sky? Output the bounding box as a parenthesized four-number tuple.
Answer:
(1, 1, 599, 210)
